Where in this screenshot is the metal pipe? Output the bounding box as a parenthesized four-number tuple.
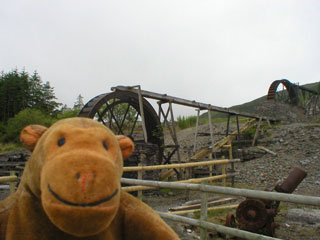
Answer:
(157, 212, 281, 240)
(120, 178, 320, 206)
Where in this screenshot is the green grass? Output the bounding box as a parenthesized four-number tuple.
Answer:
(0, 143, 22, 153)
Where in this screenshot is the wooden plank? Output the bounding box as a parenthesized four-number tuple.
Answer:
(159, 169, 176, 181)
(257, 146, 277, 156)
(168, 204, 239, 215)
(183, 197, 221, 206)
(169, 197, 237, 212)
(200, 181, 208, 240)
(252, 117, 262, 146)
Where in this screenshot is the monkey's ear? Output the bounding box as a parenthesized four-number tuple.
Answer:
(115, 135, 134, 159)
(20, 125, 48, 151)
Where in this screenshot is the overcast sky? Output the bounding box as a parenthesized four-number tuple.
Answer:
(1, 0, 320, 116)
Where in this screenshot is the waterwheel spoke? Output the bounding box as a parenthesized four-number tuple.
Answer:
(130, 112, 140, 136)
(109, 107, 124, 134)
(119, 103, 131, 132)
(96, 110, 106, 125)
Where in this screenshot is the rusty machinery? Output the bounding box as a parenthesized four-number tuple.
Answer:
(224, 167, 307, 237)
(267, 79, 320, 112)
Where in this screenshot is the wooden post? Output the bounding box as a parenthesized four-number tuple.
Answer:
(138, 163, 143, 200)
(229, 142, 235, 187)
(207, 108, 216, 159)
(209, 165, 213, 177)
(236, 115, 240, 141)
(226, 114, 231, 136)
(9, 171, 15, 194)
(252, 117, 262, 146)
(193, 109, 200, 153)
(200, 181, 208, 240)
(136, 86, 148, 143)
(222, 164, 226, 187)
(169, 102, 181, 164)
(209, 149, 213, 177)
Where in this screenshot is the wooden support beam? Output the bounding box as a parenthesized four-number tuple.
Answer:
(200, 181, 208, 240)
(252, 117, 262, 146)
(183, 197, 222, 206)
(112, 85, 278, 122)
(168, 204, 239, 215)
(257, 146, 277, 156)
(169, 197, 237, 212)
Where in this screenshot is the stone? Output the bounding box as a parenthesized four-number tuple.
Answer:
(287, 209, 320, 224)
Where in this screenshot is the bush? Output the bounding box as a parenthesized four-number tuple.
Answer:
(55, 108, 79, 121)
(177, 115, 197, 129)
(5, 108, 53, 143)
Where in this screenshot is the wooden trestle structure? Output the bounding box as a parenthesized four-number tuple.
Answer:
(110, 86, 277, 166)
(78, 85, 279, 181)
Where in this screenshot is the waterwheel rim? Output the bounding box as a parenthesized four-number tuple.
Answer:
(78, 90, 163, 164)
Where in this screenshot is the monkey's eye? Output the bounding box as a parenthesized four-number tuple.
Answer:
(102, 141, 108, 150)
(58, 137, 66, 147)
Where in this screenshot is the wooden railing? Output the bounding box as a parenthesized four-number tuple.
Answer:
(0, 171, 18, 194)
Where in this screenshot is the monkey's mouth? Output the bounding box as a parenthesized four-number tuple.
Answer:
(48, 184, 118, 207)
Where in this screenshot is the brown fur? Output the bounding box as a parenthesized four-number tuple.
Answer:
(0, 118, 179, 240)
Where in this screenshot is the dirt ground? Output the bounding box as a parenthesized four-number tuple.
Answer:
(144, 103, 320, 240)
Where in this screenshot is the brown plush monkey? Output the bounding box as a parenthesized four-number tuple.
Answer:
(0, 118, 179, 240)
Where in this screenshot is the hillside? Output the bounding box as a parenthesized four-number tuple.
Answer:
(201, 81, 320, 119)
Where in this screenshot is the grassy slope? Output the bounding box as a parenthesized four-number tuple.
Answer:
(200, 81, 319, 119)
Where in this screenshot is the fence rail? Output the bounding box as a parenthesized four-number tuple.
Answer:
(121, 178, 320, 206)
(123, 159, 240, 172)
(122, 173, 236, 192)
(0, 171, 17, 194)
(157, 212, 281, 240)
(121, 178, 320, 239)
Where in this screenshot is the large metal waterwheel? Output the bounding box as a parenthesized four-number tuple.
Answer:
(267, 79, 298, 105)
(78, 90, 163, 165)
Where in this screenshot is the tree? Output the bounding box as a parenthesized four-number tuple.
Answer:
(27, 71, 61, 114)
(0, 69, 29, 122)
(73, 94, 84, 110)
(0, 69, 61, 122)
